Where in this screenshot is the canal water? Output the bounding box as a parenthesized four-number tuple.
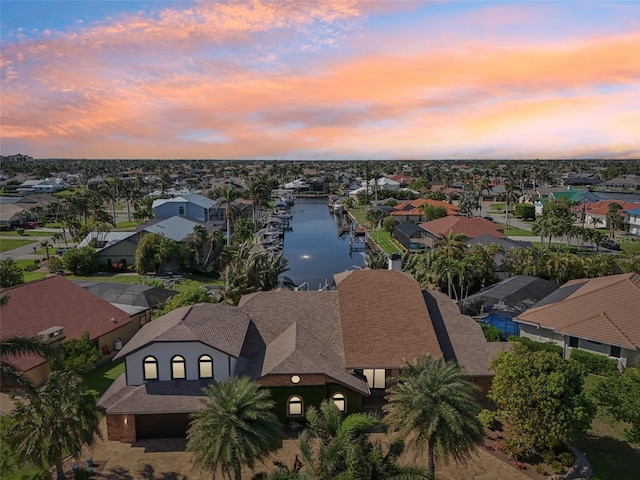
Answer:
(281, 197, 365, 289)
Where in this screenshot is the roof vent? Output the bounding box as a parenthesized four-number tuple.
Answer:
(38, 326, 66, 343)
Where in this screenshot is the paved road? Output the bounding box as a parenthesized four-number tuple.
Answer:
(0, 232, 60, 261)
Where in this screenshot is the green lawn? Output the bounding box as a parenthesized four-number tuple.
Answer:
(503, 228, 537, 236)
(23, 271, 48, 282)
(489, 202, 506, 212)
(0, 238, 35, 253)
(578, 374, 640, 480)
(66, 273, 143, 284)
(620, 239, 640, 254)
(85, 359, 125, 397)
(368, 230, 403, 254)
(115, 221, 138, 230)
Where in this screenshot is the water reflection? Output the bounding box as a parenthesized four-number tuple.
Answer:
(281, 197, 364, 289)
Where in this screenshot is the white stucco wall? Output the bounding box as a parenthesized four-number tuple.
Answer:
(124, 341, 236, 385)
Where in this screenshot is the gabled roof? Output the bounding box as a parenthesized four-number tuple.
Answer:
(625, 208, 640, 215)
(391, 198, 459, 216)
(1, 276, 132, 371)
(465, 233, 532, 249)
(115, 303, 250, 359)
(335, 269, 442, 368)
(152, 193, 216, 210)
(142, 215, 206, 242)
(515, 273, 640, 348)
(419, 216, 505, 238)
(583, 200, 640, 218)
(77, 231, 138, 249)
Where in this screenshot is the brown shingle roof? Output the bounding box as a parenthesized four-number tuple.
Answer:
(419, 216, 505, 238)
(99, 374, 212, 414)
(1, 276, 132, 371)
(515, 273, 640, 348)
(115, 303, 250, 359)
(425, 290, 508, 376)
(335, 270, 442, 369)
(238, 291, 369, 394)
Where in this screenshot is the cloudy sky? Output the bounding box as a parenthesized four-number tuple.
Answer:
(1, 0, 639, 160)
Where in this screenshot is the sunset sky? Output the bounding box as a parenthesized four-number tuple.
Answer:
(1, 0, 639, 160)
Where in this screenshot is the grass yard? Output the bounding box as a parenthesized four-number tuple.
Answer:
(620, 239, 640, 254)
(489, 202, 506, 212)
(368, 230, 403, 254)
(578, 374, 640, 480)
(0, 230, 56, 237)
(115, 221, 138, 230)
(503, 228, 537, 236)
(0, 238, 35, 253)
(86, 359, 125, 397)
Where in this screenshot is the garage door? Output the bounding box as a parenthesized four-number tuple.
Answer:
(135, 413, 192, 439)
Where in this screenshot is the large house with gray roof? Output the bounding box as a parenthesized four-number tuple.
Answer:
(99, 269, 504, 442)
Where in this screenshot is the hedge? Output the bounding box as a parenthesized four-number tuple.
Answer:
(508, 336, 563, 356)
(569, 348, 619, 376)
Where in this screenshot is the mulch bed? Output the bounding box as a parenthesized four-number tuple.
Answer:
(482, 428, 573, 480)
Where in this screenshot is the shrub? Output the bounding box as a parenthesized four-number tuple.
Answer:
(569, 349, 618, 376)
(15, 227, 25, 235)
(550, 460, 564, 474)
(508, 336, 563, 356)
(503, 436, 531, 460)
(558, 451, 575, 467)
(478, 409, 499, 430)
(514, 203, 536, 220)
(22, 263, 38, 272)
(62, 246, 97, 275)
(514, 461, 527, 470)
(541, 449, 556, 464)
(47, 257, 64, 274)
(481, 323, 503, 342)
(536, 465, 547, 475)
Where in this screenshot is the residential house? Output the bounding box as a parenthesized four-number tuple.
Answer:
(514, 273, 640, 368)
(99, 269, 446, 442)
(419, 216, 505, 239)
(580, 200, 640, 229)
(17, 177, 68, 194)
(77, 216, 219, 270)
(465, 234, 533, 279)
(152, 193, 221, 223)
(390, 198, 459, 223)
(0, 276, 145, 388)
(599, 175, 640, 191)
(624, 207, 640, 236)
(0, 203, 30, 229)
(74, 281, 177, 310)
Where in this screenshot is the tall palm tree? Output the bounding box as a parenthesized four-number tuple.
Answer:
(384, 356, 484, 480)
(221, 187, 239, 247)
(187, 376, 283, 480)
(7, 371, 103, 480)
(0, 335, 52, 393)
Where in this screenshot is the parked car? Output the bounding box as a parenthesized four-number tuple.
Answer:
(56, 246, 75, 255)
(600, 238, 621, 251)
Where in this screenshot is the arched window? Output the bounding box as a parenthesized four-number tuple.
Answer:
(287, 396, 303, 416)
(331, 392, 346, 412)
(143, 356, 158, 381)
(171, 355, 186, 380)
(199, 355, 214, 379)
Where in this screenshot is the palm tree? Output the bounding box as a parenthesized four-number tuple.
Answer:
(7, 371, 103, 480)
(384, 356, 484, 480)
(221, 187, 239, 247)
(187, 376, 283, 480)
(0, 335, 52, 393)
(295, 400, 428, 480)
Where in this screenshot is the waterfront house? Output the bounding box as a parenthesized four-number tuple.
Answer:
(152, 193, 221, 223)
(514, 273, 640, 368)
(624, 207, 640, 236)
(419, 216, 505, 239)
(390, 198, 459, 223)
(0, 276, 145, 388)
(393, 221, 437, 251)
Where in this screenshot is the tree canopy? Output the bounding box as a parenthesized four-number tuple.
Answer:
(488, 342, 595, 458)
(593, 368, 640, 443)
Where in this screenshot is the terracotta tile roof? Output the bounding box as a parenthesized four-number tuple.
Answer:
(335, 270, 442, 369)
(115, 303, 250, 359)
(515, 273, 640, 348)
(419, 216, 505, 238)
(425, 290, 509, 376)
(582, 200, 640, 218)
(1, 276, 132, 371)
(392, 198, 459, 216)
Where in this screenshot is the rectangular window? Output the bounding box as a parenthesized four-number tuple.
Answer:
(569, 337, 579, 348)
(586, 339, 602, 346)
(144, 363, 158, 380)
(363, 369, 386, 389)
(610, 346, 621, 358)
(199, 362, 213, 379)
